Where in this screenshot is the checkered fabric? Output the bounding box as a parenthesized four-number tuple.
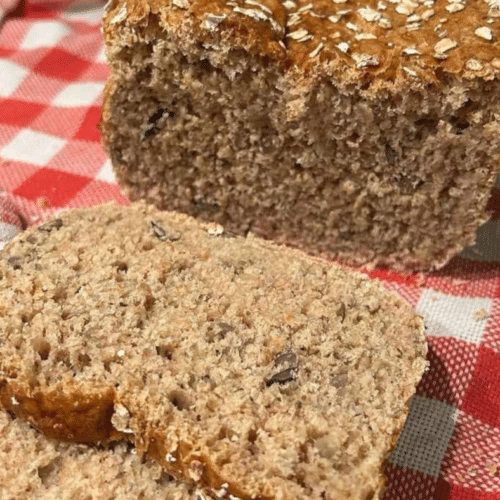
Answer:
(0, 1, 499, 499)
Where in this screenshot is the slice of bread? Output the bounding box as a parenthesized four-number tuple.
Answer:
(0, 202, 427, 500)
(0, 412, 199, 500)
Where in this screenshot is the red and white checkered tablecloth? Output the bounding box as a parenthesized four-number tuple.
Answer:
(0, 1, 500, 498)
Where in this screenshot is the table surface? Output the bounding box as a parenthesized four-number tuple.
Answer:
(1, 1, 500, 498)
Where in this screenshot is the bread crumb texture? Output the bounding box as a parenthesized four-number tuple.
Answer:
(0, 412, 198, 500)
(100, 0, 500, 271)
(0, 203, 427, 500)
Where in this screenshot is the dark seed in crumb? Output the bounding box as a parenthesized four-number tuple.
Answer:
(266, 367, 298, 387)
(194, 198, 220, 213)
(217, 322, 236, 335)
(337, 302, 346, 323)
(220, 230, 237, 239)
(151, 221, 180, 242)
(7, 256, 22, 269)
(141, 108, 175, 140)
(38, 218, 63, 232)
(274, 350, 297, 367)
(385, 143, 397, 165)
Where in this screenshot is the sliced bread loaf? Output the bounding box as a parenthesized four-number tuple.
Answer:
(0, 202, 427, 500)
(100, 0, 500, 271)
(0, 412, 199, 500)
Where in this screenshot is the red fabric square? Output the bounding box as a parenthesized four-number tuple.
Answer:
(425, 260, 500, 299)
(440, 412, 500, 494)
(462, 346, 500, 427)
(435, 477, 453, 500)
(0, 48, 15, 58)
(48, 141, 107, 177)
(34, 48, 90, 81)
(0, 99, 46, 127)
(363, 267, 421, 287)
(68, 179, 129, 208)
(448, 483, 500, 500)
(0, 162, 40, 192)
(417, 338, 478, 406)
(32, 106, 88, 139)
(74, 106, 102, 142)
(24, 1, 61, 18)
(483, 301, 500, 353)
(13, 167, 91, 207)
(383, 462, 437, 500)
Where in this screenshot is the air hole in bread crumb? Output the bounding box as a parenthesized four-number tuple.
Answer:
(32, 337, 51, 360)
(215, 453, 231, 467)
(362, 490, 376, 500)
(113, 261, 128, 273)
(142, 240, 155, 251)
(217, 425, 231, 441)
(71, 262, 82, 272)
(298, 442, 309, 465)
(52, 287, 67, 303)
(414, 117, 439, 140)
(37, 460, 60, 485)
(55, 349, 71, 367)
(7, 256, 22, 270)
(77, 352, 92, 368)
(168, 390, 193, 411)
(21, 312, 36, 324)
(156, 344, 174, 359)
(247, 427, 258, 444)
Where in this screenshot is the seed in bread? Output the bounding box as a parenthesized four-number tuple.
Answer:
(0, 203, 428, 500)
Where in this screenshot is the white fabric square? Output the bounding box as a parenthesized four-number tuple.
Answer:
(1, 129, 66, 166)
(96, 159, 116, 183)
(95, 46, 108, 64)
(63, 2, 105, 23)
(390, 395, 458, 477)
(417, 289, 492, 343)
(0, 59, 29, 97)
(20, 21, 71, 50)
(0, 221, 21, 250)
(52, 82, 104, 107)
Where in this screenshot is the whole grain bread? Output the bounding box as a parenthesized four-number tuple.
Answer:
(0, 412, 201, 500)
(0, 202, 427, 500)
(100, 0, 500, 272)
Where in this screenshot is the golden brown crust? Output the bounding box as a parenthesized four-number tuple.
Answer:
(103, 0, 500, 94)
(0, 381, 119, 443)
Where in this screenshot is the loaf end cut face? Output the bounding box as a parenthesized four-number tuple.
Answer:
(0, 203, 427, 500)
(100, 0, 500, 271)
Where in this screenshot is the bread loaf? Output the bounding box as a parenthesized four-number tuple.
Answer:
(100, 0, 500, 271)
(0, 203, 427, 500)
(0, 412, 199, 500)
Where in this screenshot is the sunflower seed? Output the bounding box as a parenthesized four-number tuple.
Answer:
(266, 367, 298, 387)
(38, 219, 63, 232)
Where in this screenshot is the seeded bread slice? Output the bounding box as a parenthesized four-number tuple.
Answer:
(100, 0, 500, 271)
(0, 412, 201, 500)
(0, 202, 427, 500)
